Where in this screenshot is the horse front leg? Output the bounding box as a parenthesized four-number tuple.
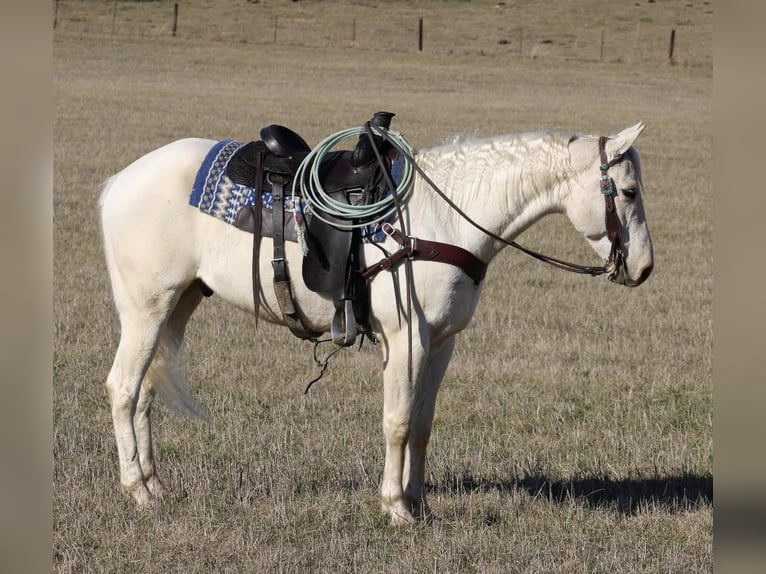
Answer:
(380, 330, 428, 525)
(403, 336, 456, 521)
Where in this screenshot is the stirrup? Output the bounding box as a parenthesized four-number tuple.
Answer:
(331, 299, 358, 347)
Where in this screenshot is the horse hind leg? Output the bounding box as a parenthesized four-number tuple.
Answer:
(106, 309, 168, 507)
(132, 283, 206, 500)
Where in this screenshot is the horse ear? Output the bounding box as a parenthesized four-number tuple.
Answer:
(605, 122, 645, 160)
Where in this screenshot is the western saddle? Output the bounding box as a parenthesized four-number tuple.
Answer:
(225, 111, 399, 346)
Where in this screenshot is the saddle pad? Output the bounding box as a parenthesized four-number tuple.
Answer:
(189, 139, 391, 242)
(190, 140, 278, 222)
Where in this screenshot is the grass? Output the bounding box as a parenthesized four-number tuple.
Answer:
(54, 1, 712, 571)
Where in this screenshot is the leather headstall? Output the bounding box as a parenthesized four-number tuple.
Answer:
(598, 136, 624, 275)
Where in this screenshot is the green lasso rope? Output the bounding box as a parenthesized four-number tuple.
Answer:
(292, 125, 416, 230)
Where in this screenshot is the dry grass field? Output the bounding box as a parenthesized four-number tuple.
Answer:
(54, 1, 712, 572)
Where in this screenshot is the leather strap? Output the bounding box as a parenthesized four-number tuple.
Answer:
(270, 174, 320, 340)
(598, 136, 623, 269)
(251, 146, 266, 324)
(361, 223, 488, 285)
(271, 174, 288, 282)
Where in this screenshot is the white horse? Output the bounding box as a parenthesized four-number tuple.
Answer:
(99, 123, 653, 524)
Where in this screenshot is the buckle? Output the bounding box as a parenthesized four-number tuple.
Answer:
(408, 237, 419, 258)
(600, 175, 614, 195)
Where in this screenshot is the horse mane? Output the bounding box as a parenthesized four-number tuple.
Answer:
(426, 129, 574, 151)
(419, 130, 575, 177)
(413, 130, 577, 220)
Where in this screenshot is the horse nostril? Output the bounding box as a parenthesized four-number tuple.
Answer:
(639, 263, 654, 284)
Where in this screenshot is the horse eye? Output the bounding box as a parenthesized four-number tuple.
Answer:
(622, 187, 637, 199)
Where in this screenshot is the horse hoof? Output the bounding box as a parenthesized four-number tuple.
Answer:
(122, 477, 162, 509)
(145, 475, 165, 499)
(383, 500, 416, 525)
(390, 510, 416, 526)
(123, 483, 153, 509)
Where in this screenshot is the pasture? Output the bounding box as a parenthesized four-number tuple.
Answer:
(54, 0, 712, 571)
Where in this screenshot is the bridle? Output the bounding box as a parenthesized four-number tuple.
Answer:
(378, 129, 625, 279)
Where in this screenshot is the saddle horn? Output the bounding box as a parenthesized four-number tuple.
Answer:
(350, 111, 395, 168)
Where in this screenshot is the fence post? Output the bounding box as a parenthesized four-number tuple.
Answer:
(54, 0, 59, 29)
(669, 29, 676, 63)
(600, 30, 605, 61)
(172, 3, 178, 37)
(418, 17, 423, 52)
(352, 18, 356, 45)
(519, 27, 523, 57)
(112, 0, 117, 35)
(273, 15, 279, 43)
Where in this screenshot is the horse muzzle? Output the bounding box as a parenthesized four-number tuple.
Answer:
(607, 257, 653, 287)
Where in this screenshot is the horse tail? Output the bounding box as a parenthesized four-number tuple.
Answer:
(144, 329, 207, 419)
(98, 174, 117, 212)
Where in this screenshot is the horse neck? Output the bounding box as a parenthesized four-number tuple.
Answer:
(407, 133, 574, 262)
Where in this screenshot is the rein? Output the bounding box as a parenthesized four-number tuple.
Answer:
(376, 130, 624, 279)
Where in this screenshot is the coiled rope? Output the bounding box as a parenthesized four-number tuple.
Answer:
(292, 125, 416, 230)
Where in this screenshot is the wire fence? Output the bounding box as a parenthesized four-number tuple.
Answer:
(53, 0, 713, 67)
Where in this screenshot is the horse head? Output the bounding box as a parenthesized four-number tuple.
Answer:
(566, 123, 654, 287)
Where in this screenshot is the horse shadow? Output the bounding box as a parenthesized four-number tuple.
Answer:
(427, 472, 713, 515)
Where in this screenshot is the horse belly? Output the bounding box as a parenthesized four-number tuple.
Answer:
(196, 216, 335, 332)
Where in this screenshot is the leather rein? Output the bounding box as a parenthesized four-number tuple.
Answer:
(362, 130, 624, 283)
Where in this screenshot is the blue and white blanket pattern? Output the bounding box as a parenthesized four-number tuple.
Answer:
(189, 139, 395, 242)
(189, 139, 303, 223)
